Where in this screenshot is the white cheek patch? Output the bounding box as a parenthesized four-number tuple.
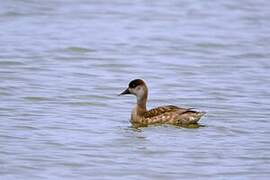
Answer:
(129, 88, 136, 95)
(136, 88, 144, 100)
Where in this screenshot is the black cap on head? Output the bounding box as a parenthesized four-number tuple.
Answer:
(128, 79, 145, 88)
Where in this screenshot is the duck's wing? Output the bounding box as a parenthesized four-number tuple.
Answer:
(144, 105, 191, 118)
(145, 105, 205, 125)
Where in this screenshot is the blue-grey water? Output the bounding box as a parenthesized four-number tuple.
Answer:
(1, 0, 270, 179)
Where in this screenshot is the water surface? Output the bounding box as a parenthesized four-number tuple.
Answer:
(1, 0, 270, 179)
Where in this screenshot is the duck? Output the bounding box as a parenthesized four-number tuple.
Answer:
(119, 79, 205, 128)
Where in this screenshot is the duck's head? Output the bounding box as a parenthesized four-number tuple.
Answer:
(119, 79, 148, 100)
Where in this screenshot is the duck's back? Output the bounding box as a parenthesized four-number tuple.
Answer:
(144, 105, 205, 126)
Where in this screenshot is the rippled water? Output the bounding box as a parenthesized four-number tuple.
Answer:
(1, 0, 270, 179)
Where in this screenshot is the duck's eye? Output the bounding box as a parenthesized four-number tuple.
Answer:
(131, 83, 137, 88)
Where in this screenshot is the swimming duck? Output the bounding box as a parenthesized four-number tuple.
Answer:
(119, 79, 205, 127)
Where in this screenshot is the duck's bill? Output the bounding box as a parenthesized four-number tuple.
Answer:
(119, 88, 130, 96)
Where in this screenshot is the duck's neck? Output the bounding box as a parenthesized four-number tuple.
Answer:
(136, 88, 148, 116)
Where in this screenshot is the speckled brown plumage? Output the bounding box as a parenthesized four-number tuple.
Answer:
(143, 106, 204, 126)
(120, 79, 205, 128)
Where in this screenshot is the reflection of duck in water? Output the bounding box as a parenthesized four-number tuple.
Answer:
(119, 79, 205, 128)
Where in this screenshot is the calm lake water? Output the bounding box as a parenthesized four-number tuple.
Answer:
(1, 0, 270, 179)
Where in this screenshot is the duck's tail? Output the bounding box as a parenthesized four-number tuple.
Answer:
(195, 111, 206, 122)
(179, 110, 206, 124)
